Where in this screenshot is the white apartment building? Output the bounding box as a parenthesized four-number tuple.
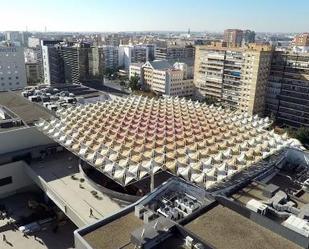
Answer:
(140, 60, 195, 97)
(129, 63, 143, 79)
(0, 46, 27, 91)
(119, 45, 149, 70)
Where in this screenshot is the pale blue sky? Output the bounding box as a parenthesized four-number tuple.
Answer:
(1, 0, 308, 32)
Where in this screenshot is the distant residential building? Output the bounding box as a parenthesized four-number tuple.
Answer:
(25, 62, 40, 85)
(292, 33, 309, 53)
(28, 37, 41, 48)
(194, 43, 273, 115)
(224, 29, 243, 47)
(0, 45, 27, 91)
(265, 52, 309, 127)
(294, 33, 309, 46)
(155, 45, 194, 60)
(104, 34, 120, 46)
(243, 30, 256, 44)
(4, 31, 21, 44)
(138, 60, 195, 96)
(0, 33, 5, 42)
(119, 45, 149, 70)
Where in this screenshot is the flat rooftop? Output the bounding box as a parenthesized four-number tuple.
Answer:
(232, 181, 266, 205)
(26, 151, 122, 227)
(83, 212, 143, 249)
(232, 169, 309, 209)
(185, 205, 301, 249)
(0, 91, 53, 125)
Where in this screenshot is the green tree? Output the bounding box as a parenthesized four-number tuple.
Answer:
(202, 96, 218, 105)
(103, 68, 116, 78)
(290, 127, 309, 146)
(129, 74, 140, 91)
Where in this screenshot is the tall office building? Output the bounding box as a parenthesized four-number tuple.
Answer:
(119, 45, 149, 70)
(62, 46, 82, 83)
(145, 44, 156, 61)
(224, 29, 244, 47)
(155, 45, 195, 60)
(0, 44, 27, 91)
(88, 46, 119, 80)
(24, 47, 40, 85)
(42, 42, 90, 84)
(101, 45, 119, 70)
(194, 42, 273, 115)
(40, 40, 63, 84)
(265, 52, 309, 127)
(25, 62, 40, 85)
(88, 47, 102, 80)
(42, 45, 64, 84)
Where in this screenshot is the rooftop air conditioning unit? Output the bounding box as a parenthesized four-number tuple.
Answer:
(246, 199, 268, 215)
(185, 236, 194, 249)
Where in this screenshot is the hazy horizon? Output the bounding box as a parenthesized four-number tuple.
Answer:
(1, 0, 308, 33)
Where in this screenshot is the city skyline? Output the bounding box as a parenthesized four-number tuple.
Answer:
(1, 0, 309, 33)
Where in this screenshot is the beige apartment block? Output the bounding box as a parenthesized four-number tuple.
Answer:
(130, 60, 195, 97)
(194, 43, 273, 115)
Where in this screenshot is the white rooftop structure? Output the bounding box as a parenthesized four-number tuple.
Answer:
(35, 96, 302, 189)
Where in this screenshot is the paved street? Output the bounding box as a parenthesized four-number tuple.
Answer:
(0, 193, 76, 249)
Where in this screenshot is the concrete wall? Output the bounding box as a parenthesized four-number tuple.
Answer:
(0, 161, 34, 198)
(0, 127, 53, 155)
(79, 162, 140, 204)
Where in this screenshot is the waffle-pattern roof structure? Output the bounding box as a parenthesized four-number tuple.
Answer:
(36, 96, 300, 189)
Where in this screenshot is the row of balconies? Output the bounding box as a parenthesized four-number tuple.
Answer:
(281, 90, 309, 100)
(279, 95, 309, 106)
